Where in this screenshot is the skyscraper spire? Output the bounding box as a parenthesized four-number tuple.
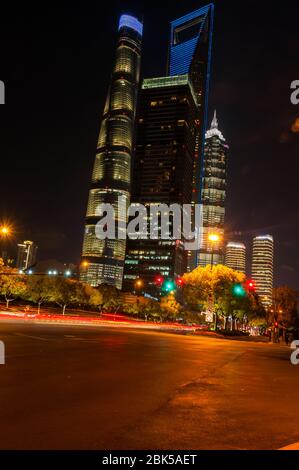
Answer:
(206, 110, 225, 140)
(211, 110, 218, 129)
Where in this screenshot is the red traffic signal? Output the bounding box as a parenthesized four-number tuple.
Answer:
(176, 277, 184, 287)
(246, 280, 256, 292)
(155, 276, 164, 286)
(274, 321, 279, 328)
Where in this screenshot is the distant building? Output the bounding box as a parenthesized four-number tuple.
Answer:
(17, 240, 38, 271)
(225, 242, 246, 273)
(34, 260, 77, 278)
(251, 235, 274, 308)
(198, 111, 228, 267)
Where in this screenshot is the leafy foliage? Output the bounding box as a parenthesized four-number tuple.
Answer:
(182, 265, 266, 330)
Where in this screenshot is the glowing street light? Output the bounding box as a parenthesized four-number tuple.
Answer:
(0, 225, 12, 238)
(208, 233, 221, 269)
(135, 279, 143, 289)
(208, 233, 220, 243)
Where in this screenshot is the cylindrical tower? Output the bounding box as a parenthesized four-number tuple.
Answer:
(225, 242, 246, 274)
(81, 14, 143, 288)
(252, 235, 274, 308)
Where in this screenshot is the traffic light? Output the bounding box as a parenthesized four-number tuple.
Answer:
(232, 284, 246, 298)
(176, 277, 184, 287)
(162, 279, 176, 293)
(155, 275, 164, 286)
(246, 279, 256, 292)
(274, 321, 279, 328)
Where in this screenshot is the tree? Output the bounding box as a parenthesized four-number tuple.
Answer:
(47, 278, 77, 315)
(271, 286, 299, 328)
(0, 272, 27, 308)
(125, 302, 141, 319)
(142, 300, 162, 322)
(26, 276, 53, 314)
(98, 285, 120, 306)
(102, 297, 122, 314)
(182, 265, 266, 331)
(160, 294, 181, 321)
(82, 284, 103, 310)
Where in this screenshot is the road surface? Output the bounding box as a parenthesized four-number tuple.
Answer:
(0, 320, 298, 450)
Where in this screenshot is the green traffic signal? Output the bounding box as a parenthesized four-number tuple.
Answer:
(232, 284, 246, 298)
(162, 280, 176, 293)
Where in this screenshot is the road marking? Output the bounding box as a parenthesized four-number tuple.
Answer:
(14, 333, 49, 342)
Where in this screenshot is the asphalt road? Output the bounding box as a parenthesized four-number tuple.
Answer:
(0, 319, 298, 450)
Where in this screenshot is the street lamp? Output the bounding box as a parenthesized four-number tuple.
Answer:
(0, 224, 13, 266)
(208, 233, 220, 270)
(0, 226, 11, 237)
(134, 279, 144, 303)
(135, 279, 143, 291)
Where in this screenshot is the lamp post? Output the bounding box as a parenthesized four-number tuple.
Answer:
(0, 225, 13, 265)
(269, 304, 284, 343)
(207, 233, 221, 330)
(134, 279, 144, 320)
(134, 279, 143, 295)
(208, 233, 220, 270)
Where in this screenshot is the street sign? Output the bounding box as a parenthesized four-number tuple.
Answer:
(204, 311, 214, 323)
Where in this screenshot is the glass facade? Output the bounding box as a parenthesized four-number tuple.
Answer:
(123, 78, 199, 295)
(81, 15, 142, 288)
(225, 242, 246, 274)
(17, 240, 38, 271)
(168, 5, 214, 269)
(198, 111, 228, 268)
(251, 235, 274, 308)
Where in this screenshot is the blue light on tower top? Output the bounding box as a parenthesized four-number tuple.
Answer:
(119, 14, 143, 36)
(169, 4, 214, 76)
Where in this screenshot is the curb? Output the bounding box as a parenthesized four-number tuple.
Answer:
(280, 442, 299, 451)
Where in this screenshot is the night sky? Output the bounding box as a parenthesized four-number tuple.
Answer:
(0, 1, 298, 289)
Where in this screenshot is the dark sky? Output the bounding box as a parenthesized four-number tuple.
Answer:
(0, 1, 298, 289)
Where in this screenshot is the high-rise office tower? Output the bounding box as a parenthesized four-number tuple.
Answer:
(81, 15, 143, 288)
(198, 111, 228, 267)
(252, 235, 274, 308)
(123, 75, 200, 295)
(17, 240, 38, 271)
(168, 5, 214, 269)
(225, 242, 246, 274)
(168, 4, 214, 105)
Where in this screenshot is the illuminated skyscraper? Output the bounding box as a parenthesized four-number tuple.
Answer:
(168, 4, 214, 104)
(168, 4, 214, 270)
(123, 75, 200, 295)
(81, 15, 143, 288)
(225, 242, 246, 274)
(198, 111, 228, 267)
(252, 235, 274, 308)
(17, 240, 38, 271)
